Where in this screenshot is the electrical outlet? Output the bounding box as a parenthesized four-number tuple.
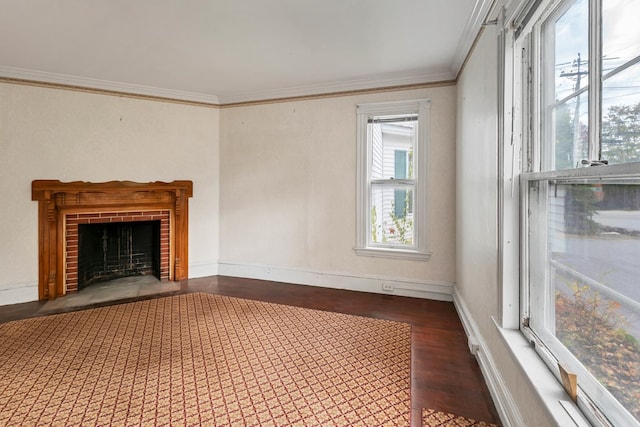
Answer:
(382, 283, 394, 292)
(468, 337, 480, 355)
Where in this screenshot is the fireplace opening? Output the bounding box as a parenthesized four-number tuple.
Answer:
(77, 221, 161, 289)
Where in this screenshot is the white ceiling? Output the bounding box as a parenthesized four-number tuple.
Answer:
(0, 1, 490, 104)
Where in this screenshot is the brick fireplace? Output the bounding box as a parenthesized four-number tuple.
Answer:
(67, 211, 170, 292)
(32, 180, 193, 300)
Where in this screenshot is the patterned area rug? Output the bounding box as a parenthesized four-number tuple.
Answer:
(0, 292, 410, 426)
(422, 408, 499, 426)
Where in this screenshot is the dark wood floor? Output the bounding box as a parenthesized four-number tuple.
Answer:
(0, 276, 501, 426)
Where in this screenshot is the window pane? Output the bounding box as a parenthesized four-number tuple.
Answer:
(552, 95, 590, 169)
(531, 178, 640, 422)
(370, 184, 414, 246)
(543, 0, 589, 171)
(602, 63, 640, 164)
(602, 0, 640, 165)
(369, 117, 415, 180)
(603, 0, 640, 70)
(549, 0, 589, 102)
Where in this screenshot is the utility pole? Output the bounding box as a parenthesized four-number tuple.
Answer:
(560, 53, 589, 166)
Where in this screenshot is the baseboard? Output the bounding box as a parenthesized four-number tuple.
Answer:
(189, 261, 219, 279)
(452, 287, 524, 427)
(218, 262, 453, 301)
(0, 281, 39, 306)
(0, 262, 450, 304)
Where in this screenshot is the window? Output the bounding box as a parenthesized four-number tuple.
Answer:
(355, 99, 430, 260)
(518, 0, 640, 425)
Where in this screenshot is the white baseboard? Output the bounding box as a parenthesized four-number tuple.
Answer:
(188, 261, 219, 279)
(0, 281, 39, 306)
(0, 262, 450, 305)
(218, 262, 453, 301)
(452, 287, 524, 427)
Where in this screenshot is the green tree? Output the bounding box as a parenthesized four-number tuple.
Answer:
(389, 193, 413, 245)
(564, 184, 599, 234)
(555, 103, 575, 170)
(601, 101, 640, 164)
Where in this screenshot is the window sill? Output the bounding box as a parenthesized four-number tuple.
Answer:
(354, 247, 431, 261)
(494, 319, 592, 426)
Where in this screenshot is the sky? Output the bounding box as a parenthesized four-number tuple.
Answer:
(553, 0, 640, 110)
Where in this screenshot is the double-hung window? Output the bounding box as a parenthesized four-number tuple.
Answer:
(518, 0, 640, 424)
(355, 99, 430, 260)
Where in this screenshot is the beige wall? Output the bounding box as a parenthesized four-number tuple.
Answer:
(1, 82, 455, 304)
(0, 82, 220, 303)
(219, 87, 456, 288)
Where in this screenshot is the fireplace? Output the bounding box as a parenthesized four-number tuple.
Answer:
(32, 180, 192, 300)
(77, 220, 162, 289)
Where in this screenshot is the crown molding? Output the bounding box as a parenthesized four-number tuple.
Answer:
(451, 0, 498, 76)
(0, 66, 220, 105)
(216, 69, 455, 104)
(0, 66, 455, 106)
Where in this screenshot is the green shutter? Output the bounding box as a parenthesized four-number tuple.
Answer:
(394, 151, 407, 218)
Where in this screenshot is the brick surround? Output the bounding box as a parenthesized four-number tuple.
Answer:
(65, 210, 170, 292)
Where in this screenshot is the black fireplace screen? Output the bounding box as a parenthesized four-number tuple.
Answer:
(77, 221, 160, 289)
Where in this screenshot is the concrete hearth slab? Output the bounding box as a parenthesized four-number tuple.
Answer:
(39, 276, 180, 313)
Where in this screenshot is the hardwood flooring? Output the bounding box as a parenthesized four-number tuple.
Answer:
(0, 276, 501, 426)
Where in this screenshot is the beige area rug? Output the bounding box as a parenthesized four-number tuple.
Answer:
(0, 292, 410, 426)
(422, 408, 498, 426)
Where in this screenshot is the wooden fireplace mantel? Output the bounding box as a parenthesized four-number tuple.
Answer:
(32, 180, 193, 300)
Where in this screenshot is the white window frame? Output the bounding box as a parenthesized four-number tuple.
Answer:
(521, 165, 640, 427)
(513, 0, 640, 425)
(355, 99, 431, 260)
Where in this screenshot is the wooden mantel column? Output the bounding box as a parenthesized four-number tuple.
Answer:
(173, 185, 190, 281)
(32, 180, 193, 300)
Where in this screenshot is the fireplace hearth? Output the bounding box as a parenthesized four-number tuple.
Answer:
(32, 180, 193, 300)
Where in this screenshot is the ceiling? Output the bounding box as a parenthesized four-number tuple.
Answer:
(0, 1, 490, 104)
